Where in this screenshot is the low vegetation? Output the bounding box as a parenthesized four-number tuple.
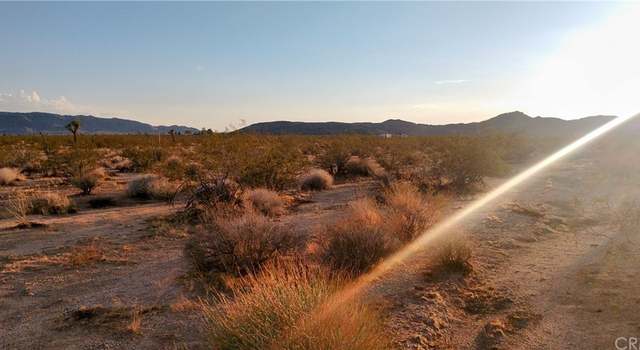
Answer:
(201, 261, 390, 350)
(185, 211, 305, 276)
(127, 176, 176, 201)
(433, 238, 473, 275)
(0, 167, 25, 185)
(242, 188, 286, 216)
(300, 168, 333, 191)
(29, 192, 75, 215)
(319, 199, 398, 275)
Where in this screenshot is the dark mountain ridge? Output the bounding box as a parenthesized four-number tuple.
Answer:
(240, 111, 619, 137)
(0, 112, 198, 135)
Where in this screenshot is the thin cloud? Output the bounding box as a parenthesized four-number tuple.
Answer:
(0, 89, 78, 114)
(434, 79, 470, 85)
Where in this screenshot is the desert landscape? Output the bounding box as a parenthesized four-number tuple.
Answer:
(1, 121, 638, 349)
(2, 2, 638, 349)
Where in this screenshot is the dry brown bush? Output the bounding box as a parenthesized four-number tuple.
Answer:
(300, 169, 333, 191)
(30, 192, 75, 215)
(185, 211, 305, 276)
(433, 238, 473, 274)
(319, 199, 398, 275)
(384, 181, 446, 242)
(127, 176, 177, 201)
(344, 156, 385, 177)
(242, 188, 286, 216)
(0, 167, 25, 186)
(201, 260, 390, 350)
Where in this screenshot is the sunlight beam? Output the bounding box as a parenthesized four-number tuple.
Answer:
(328, 112, 639, 307)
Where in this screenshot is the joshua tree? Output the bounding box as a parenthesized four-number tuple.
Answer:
(65, 120, 80, 145)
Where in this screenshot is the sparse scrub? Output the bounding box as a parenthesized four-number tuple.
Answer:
(300, 168, 333, 191)
(127, 176, 177, 201)
(201, 261, 390, 350)
(320, 199, 398, 275)
(186, 212, 304, 276)
(383, 181, 446, 242)
(433, 238, 473, 274)
(162, 155, 185, 180)
(70, 173, 99, 195)
(344, 156, 385, 178)
(29, 192, 75, 215)
(183, 175, 243, 215)
(242, 188, 286, 216)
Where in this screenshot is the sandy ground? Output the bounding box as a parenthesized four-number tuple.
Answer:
(1, 154, 638, 349)
(369, 155, 640, 350)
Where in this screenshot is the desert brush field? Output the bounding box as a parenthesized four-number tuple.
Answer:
(1, 130, 639, 349)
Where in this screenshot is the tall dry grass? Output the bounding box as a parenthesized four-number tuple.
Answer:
(201, 261, 390, 350)
(319, 199, 399, 275)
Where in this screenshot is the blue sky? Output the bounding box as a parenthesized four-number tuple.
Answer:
(1, 2, 637, 129)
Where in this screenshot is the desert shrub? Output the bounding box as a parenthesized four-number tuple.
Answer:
(300, 169, 333, 191)
(104, 155, 134, 172)
(237, 143, 305, 190)
(162, 155, 185, 180)
(183, 175, 243, 215)
(317, 141, 351, 175)
(383, 182, 446, 243)
(185, 212, 304, 276)
(344, 156, 385, 178)
(88, 196, 117, 209)
(30, 192, 75, 215)
(425, 136, 508, 193)
(201, 261, 390, 350)
(0, 168, 25, 186)
(319, 199, 398, 275)
(433, 239, 473, 274)
(127, 176, 176, 201)
(122, 147, 167, 171)
(70, 173, 99, 195)
(242, 188, 286, 216)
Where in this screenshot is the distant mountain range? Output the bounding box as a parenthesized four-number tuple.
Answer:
(0, 112, 198, 135)
(0, 111, 627, 137)
(240, 111, 620, 138)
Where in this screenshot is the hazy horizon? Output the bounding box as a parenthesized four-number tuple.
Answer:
(1, 2, 638, 130)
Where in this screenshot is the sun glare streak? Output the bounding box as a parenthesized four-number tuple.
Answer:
(326, 112, 639, 309)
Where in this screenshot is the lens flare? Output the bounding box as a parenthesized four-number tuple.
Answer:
(327, 113, 638, 308)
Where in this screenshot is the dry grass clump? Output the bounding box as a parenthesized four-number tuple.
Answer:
(0, 167, 25, 186)
(127, 176, 177, 201)
(242, 188, 286, 216)
(30, 192, 75, 215)
(433, 238, 473, 275)
(344, 156, 385, 178)
(319, 199, 399, 275)
(7, 191, 30, 225)
(68, 243, 105, 266)
(384, 181, 446, 242)
(300, 169, 333, 191)
(185, 211, 305, 276)
(104, 155, 134, 172)
(201, 261, 390, 350)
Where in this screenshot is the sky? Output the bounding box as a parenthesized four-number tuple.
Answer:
(0, 2, 638, 130)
